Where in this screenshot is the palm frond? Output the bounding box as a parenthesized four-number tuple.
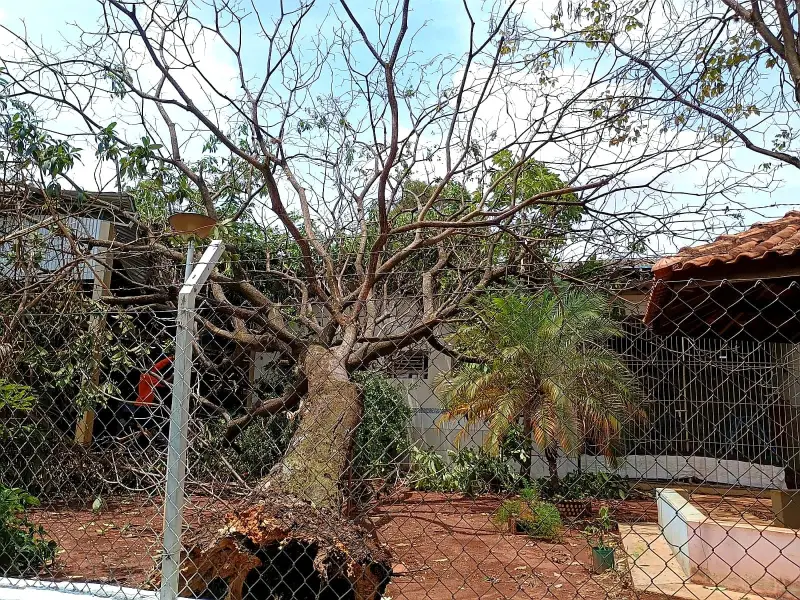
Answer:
(438, 288, 639, 466)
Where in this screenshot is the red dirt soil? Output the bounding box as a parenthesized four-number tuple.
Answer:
(374, 491, 642, 600)
(689, 493, 774, 526)
(28, 491, 672, 600)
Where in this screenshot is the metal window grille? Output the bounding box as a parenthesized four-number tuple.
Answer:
(386, 350, 429, 379)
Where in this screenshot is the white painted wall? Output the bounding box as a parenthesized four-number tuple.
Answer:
(534, 454, 787, 489)
(656, 488, 704, 576)
(656, 488, 800, 598)
(0, 578, 190, 600)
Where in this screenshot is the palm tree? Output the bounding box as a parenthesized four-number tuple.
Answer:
(437, 289, 639, 486)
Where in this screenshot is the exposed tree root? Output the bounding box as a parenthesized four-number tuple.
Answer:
(179, 347, 387, 600)
(180, 493, 391, 600)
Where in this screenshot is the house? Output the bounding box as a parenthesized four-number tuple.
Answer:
(629, 214, 800, 599)
(391, 216, 800, 492)
(645, 211, 800, 339)
(637, 211, 800, 490)
(0, 183, 148, 287)
(424, 217, 800, 489)
(0, 183, 161, 446)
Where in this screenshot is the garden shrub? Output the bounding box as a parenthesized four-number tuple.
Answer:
(494, 487, 561, 541)
(408, 446, 449, 491)
(520, 484, 540, 503)
(537, 471, 630, 500)
(0, 485, 56, 576)
(199, 413, 295, 482)
(584, 506, 617, 549)
(352, 371, 412, 482)
(518, 502, 562, 540)
(449, 447, 520, 494)
(494, 486, 540, 525)
(497, 423, 533, 474)
(236, 415, 295, 479)
(0, 380, 116, 499)
(495, 499, 525, 526)
(409, 446, 520, 494)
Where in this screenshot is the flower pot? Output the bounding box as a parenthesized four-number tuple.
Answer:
(591, 546, 615, 573)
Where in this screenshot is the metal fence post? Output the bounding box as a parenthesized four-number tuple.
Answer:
(160, 240, 225, 600)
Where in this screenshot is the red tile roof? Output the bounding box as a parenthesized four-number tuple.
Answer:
(653, 210, 800, 279)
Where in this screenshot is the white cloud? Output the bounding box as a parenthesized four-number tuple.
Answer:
(2, 0, 794, 256)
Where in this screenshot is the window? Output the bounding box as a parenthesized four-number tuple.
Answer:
(388, 350, 429, 379)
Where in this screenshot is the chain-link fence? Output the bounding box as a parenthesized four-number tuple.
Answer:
(4, 225, 800, 600)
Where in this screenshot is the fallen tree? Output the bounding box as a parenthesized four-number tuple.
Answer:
(0, 0, 748, 596)
(180, 493, 390, 600)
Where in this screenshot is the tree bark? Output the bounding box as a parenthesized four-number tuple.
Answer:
(258, 344, 362, 511)
(545, 444, 559, 487)
(182, 344, 391, 600)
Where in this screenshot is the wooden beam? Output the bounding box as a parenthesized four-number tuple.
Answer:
(74, 220, 115, 447)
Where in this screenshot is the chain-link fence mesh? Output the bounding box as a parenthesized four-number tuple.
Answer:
(4, 261, 800, 600)
(4, 188, 800, 600)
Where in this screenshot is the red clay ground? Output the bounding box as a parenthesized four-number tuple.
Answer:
(26, 491, 683, 599)
(30, 495, 239, 587)
(373, 491, 642, 600)
(690, 493, 774, 525)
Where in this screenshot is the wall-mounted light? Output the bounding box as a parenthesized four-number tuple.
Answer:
(168, 212, 218, 281)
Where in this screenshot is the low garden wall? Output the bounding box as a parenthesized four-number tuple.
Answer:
(656, 488, 800, 599)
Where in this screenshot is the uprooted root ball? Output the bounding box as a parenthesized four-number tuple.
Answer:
(179, 494, 391, 600)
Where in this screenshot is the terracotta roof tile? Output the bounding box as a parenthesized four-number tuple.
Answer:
(653, 210, 800, 278)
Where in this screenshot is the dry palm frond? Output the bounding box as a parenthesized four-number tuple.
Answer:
(436, 289, 640, 462)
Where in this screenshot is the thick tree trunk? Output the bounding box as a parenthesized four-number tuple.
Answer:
(258, 344, 362, 511)
(181, 345, 391, 600)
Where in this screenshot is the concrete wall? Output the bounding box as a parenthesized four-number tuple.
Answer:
(415, 429, 785, 488)
(571, 455, 785, 489)
(657, 487, 800, 598)
(690, 518, 800, 598)
(656, 488, 703, 576)
(0, 577, 190, 600)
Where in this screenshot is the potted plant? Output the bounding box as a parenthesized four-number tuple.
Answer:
(584, 506, 616, 573)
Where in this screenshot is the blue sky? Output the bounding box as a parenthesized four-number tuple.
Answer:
(1, 0, 474, 58)
(3, 0, 799, 249)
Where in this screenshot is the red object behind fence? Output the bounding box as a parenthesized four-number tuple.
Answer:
(135, 356, 174, 406)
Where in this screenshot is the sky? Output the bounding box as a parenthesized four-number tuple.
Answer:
(2, 0, 799, 255)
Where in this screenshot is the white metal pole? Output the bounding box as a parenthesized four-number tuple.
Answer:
(184, 239, 195, 282)
(160, 240, 225, 600)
